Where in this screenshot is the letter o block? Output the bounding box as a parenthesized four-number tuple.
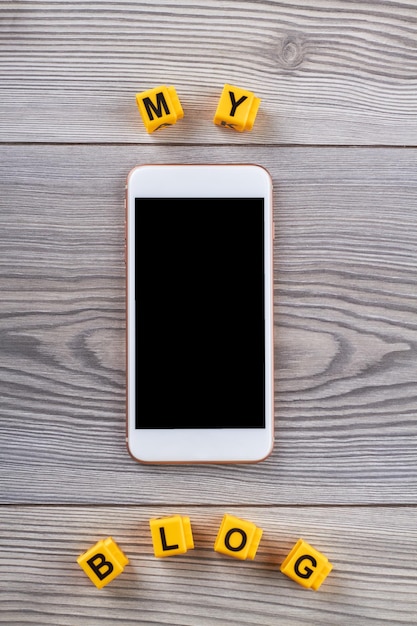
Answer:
(136, 85, 184, 133)
(77, 537, 129, 589)
(150, 515, 194, 558)
(213, 84, 261, 131)
(214, 513, 263, 560)
(280, 539, 333, 590)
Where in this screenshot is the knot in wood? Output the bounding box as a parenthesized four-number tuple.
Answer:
(276, 35, 305, 69)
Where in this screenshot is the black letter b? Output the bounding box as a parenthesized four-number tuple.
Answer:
(86, 553, 114, 580)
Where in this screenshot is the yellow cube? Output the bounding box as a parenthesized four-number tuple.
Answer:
(280, 539, 333, 590)
(213, 84, 261, 131)
(136, 85, 184, 133)
(214, 513, 263, 560)
(150, 515, 194, 558)
(77, 537, 129, 589)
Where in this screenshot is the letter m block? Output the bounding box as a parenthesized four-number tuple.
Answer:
(136, 85, 184, 133)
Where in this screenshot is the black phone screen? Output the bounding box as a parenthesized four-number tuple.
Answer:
(135, 197, 265, 429)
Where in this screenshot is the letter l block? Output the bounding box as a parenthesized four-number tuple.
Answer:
(150, 515, 194, 557)
(77, 537, 129, 589)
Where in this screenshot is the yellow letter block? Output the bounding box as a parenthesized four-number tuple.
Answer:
(150, 515, 194, 557)
(214, 513, 262, 560)
(280, 539, 333, 590)
(213, 84, 261, 131)
(136, 85, 184, 133)
(77, 537, 129, 589)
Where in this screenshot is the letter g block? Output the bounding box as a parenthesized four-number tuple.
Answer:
(150, 515, 194, 558)
(77, 537, 129, 589)
(213, 84, 261, 131)
(280, 539, 333, 590)
(136, 85, 184, 133)
(214, 513, 263, 560)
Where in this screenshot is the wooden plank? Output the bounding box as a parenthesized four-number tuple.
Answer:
(0, 144, 416, 505)
(0, 505, 416, 625)
(1, 1, 417, 144)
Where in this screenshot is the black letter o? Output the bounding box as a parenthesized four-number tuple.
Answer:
(224, 528, 247, 552)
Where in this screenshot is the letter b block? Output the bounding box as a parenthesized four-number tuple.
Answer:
(280, 539, 333, 590)
(214, 513, 263, 560)
(213, 84, 261, 131)
(150, 515, 194, 557)
(77, 537, 129, 589)
(136, 85, 184, 133)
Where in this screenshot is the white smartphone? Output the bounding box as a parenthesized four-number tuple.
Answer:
(126, 164, 274, 463)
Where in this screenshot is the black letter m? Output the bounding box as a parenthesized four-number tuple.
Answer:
(143, 92, 170, 121)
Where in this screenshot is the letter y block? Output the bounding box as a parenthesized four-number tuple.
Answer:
(213, 84, 261, 131)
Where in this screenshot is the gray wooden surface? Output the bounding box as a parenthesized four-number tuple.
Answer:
(1, 2, 417, 625)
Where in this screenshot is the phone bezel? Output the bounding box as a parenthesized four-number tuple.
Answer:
(126, 164, 274, 463)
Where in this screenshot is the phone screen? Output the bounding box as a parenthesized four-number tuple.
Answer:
(135, 197, 265, 429)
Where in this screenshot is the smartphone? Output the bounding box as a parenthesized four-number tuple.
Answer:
(126, 164, 274, 463)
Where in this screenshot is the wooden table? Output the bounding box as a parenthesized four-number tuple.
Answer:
(1, 2, 417, 624)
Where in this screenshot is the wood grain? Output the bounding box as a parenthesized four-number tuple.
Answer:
(1, 145, 416, 506)
(0, 505, 416, 625)
(1, 1, 417, 144)
(1, 1, 417, 622)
